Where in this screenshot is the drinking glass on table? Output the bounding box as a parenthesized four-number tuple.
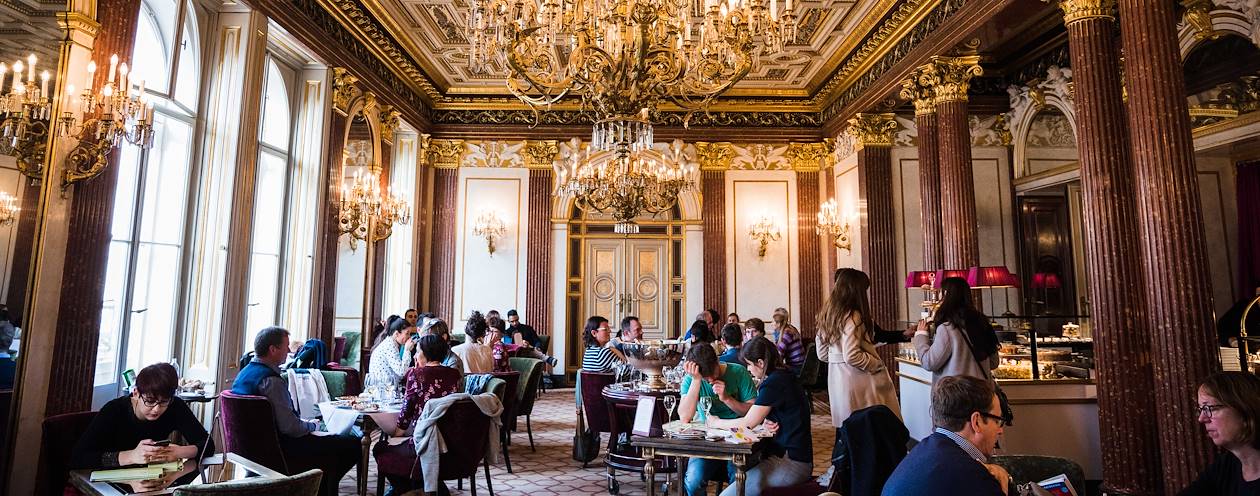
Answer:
(663, 395, 677, 422)
(698, 396, 712, 423)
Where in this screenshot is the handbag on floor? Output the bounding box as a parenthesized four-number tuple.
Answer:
(572, 407, 601, 463)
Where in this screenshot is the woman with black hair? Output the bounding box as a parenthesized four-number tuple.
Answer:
(370, 317, 418, 387)
(706, 338, 813, 495)
(912, 277, 1000, 385)
(580, 316, 625, 372)
(451, 311, 495, 373)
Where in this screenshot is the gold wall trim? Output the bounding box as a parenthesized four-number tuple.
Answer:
(1193, 109, 1260, 139)
(317, 0, 442, 102)
(814, 0, 945, 109)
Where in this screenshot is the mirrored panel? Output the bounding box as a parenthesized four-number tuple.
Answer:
(332, 111, 374, 368)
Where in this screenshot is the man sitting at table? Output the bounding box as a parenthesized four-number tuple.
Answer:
(678, 344, 757, 496)
(232, 327, 361, 496)
(719, 323, 743, 364)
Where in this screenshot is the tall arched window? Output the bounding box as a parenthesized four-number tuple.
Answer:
(93, 0, 201, 405)
(245, 58, 295, 337)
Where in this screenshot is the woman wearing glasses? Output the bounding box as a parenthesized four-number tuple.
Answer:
(1182, 371, 1260, 495)
(70, 363, 213, 469)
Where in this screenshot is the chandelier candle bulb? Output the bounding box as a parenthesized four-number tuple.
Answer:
(26, 54, 34, 81)
(108, 54, 118, 84)
(85, 61, 95, 93)
(11, 62, 22, 94)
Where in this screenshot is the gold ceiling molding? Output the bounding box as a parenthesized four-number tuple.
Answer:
(899, 64, 936, 115)
(427, 139, 466, 169)
(1052, 0, 1115, 26)
(379, 105, 401, 143)
(523, 140, 560, 170)
(786, 142, 830, 171)
(332, 67, 359, 114)
(319, 0, 443, 102)
(813, 0, 944, 109)
(696, 142, 736, 171)
(805, 0, 904, 90)
(846, 113, 898, 148)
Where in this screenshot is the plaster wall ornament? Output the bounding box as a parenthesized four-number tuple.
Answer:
(466, 140, 525, 168)
(523, 140, 560, 169)
(925, 50, 984, 104)
(1052, 0, 1116, 25)
(378, 105, 401, 144)
(846, 113, 898, 148)
(1026, 114, 1078, 147)
(731, 143, 792, 170)
(893, 115, 918, 147)
(696, 142, 736, 171)
(969, 115, 1010, 147)
(1215, 0, 1260, 46)
(1006, 65, 1079, 176)
(419, 134, 432, 164)
(832, 131, 857, 163)
(786, 142, 829, 171)
(1183, 0, 1225, 40)
(899, 65, 937, 115)
(332, 67, 359, 114)
(345, 140, 373, 168)
(427, 139, 466, 169)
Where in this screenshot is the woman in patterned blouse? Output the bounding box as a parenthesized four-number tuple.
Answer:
(772, 307, 806, 375)
(375, 334, 462, 495)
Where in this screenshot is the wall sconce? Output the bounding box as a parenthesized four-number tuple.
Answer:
(472, 210, 506, 255)
(0, 191, 18, 225)
(0, 54, 55, 178)
(747, 215, 781, 259)
(58, 55, 156, 188)
(816, 198, 853, 253)
(337, 166, 411, 250)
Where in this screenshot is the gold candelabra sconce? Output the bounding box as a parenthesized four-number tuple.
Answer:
(816, 198, 854, 253)
(0, 191, 19, 225)
(747, 215, 781, 259)
(336, 165, 411, 250)
(0, 54, 54, 178)
(472, 210, 506, 256)
(56, 54, 156, 189)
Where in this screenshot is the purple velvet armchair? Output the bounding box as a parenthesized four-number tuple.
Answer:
(218, 391, 288, 474)
(39, 410, 98, 495)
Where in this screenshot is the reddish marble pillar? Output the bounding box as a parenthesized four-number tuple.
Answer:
(1118, 0, 1221, 491)
(929, 55, 982, 275)
(701, 169, 727, 314)
(901, 69, 944, 271)
(824, 167, 838, 283)
(317, 114, 349, 346)
(850, 113, 900, 373)
(45, 0, 141, 416)
(797, 170, 822, 342)
(428, 167, 459, 322)
(526, 168, 554, 335)
(1059, 2, 1162, 492)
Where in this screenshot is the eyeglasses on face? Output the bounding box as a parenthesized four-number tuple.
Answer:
(140, 396, 172, 408)
(977, 411, 1007, 428)
(1198, 403, 1227, 419)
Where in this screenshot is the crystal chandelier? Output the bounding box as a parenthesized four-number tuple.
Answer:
(59, 55, 156, 187)
(0, 191, 19, 225)
(816, 198, 853, 253)
(466, 0, 798, 156)
(337, 167, 412, 249)
(558, 139, 694, 233)
(0, 55, 54, 177)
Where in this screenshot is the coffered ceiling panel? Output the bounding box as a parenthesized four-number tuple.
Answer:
(364, 0, 879, 98)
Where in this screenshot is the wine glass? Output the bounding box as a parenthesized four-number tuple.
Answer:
(698, 396, 712, 423)
(663, 395, 677, 422)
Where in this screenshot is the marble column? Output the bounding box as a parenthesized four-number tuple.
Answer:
(796, 165, 822, 342)
(44, 0, 141, 417)
(901, 67, 944, 271)
(428, 166, 459, 322)
(928, 54, 982, 274)
(1118, 0, 1221, 491)
(525, 141, 558, 336)
(1058, 1, 1161, 493)
(851, 113, 900, 372)
(698, 144, 731, 314)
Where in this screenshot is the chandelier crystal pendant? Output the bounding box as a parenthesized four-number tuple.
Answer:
(337, 167, 412, 250)
(558, 139, 694, 233)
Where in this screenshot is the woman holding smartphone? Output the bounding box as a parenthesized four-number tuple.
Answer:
(71, 363, 213, 469)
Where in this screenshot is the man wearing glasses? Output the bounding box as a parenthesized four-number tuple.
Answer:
(882, 375, 1010, 495)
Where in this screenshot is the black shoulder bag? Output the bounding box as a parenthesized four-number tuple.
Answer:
(959, 330, 1014, 426)
(572, 407, 602, 463)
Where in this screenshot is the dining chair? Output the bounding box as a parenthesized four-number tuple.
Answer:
(218, 391, 288, 474)
(172, 468, 322, 496)
(508, 357, 544, 451)
(578, 371, 616, 468)
(38, 410, 97, 495)
(490, 370, 519, 473)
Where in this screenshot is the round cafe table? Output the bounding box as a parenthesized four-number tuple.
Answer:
(600, 382, 680, 494)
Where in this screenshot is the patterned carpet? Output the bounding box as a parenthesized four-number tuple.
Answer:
(338, 388, 835, 496)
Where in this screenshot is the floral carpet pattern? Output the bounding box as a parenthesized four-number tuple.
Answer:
(339, 389, 835, 495)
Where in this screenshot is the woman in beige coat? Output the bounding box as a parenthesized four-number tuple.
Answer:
(816, 268, 901, 459)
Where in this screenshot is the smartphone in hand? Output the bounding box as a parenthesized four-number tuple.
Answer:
(151, 439, 172, 447)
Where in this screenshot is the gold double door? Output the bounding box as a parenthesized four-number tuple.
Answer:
(584, 238, 670, 341)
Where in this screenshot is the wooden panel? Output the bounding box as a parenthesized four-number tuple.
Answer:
(628, 239, 668, 339)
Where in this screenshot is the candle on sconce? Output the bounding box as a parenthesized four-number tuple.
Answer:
(785, 0, 791, 11)
(40, 71, 49, 98)
(119, 63, 129, 94)
(12, 61, 23, 94)
(0, 63, 7, 95)
(26, 54, 35, 81)
(65, 84, 78, 115)
(107, 54, 118, 84)
(85, 60, 96, 93)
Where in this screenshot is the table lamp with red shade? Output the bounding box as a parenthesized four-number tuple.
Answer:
(1030, 272, 1062, 289)
(966, 266, 1020, 288)
(933, 269, 969, 288)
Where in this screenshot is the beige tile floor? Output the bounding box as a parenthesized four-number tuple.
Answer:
(339, 388, 835, 496)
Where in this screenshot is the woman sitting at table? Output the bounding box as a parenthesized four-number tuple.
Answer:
(706, 337, 813, 496)
(70, 363, 213, 470)
(374, 335, 462, 496)
(581, 316, 625, 373)
(419, 317, 463, 372)
(452, 311, 495, 373)
(370, 317, 418, 387)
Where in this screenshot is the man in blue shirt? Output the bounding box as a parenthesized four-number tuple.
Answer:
(882, 375, 1010, 495)
(232, 327, 361, 496)
(718, 323, 743, 364)
(678, 344, 756, 495)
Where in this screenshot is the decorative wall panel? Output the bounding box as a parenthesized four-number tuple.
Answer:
(726, 172, 801, 324)
(452, 170, 529, 329)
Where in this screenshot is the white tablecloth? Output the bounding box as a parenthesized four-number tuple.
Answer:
(317, 401, 403, 436)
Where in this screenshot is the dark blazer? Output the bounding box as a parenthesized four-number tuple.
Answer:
(881, 432, 1005, 496)
(0, 357, 15, 390)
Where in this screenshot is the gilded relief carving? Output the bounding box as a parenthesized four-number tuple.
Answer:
(899, 65, 936, 115)
(1182, 0, 1223, 41)
(523, 140, 560, 169)
(378, 105, 401, 143)
(332, 67, 360, 113)
(785, 142, 829, 171)
(925, 51, 984, 104)
(1053, 0, 1115, 25)
(427, 139, 466, 169)
(845, 113, 897, 148)
(695, 142, 735, 171)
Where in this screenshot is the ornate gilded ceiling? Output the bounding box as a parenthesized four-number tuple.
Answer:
(0, 0, 63, 71)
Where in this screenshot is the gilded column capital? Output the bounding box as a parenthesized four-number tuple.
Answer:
(378, 105, 401, 144)
(899, 65, 936, 115)
(695, 142, 735, 171)
(786, 142, 829, 171)
(56, 11, 100, 38)
(523, 140, 560, 170)
(332, 67, 359, 114)
(427, 139, 466, 169)
(1049, 0, 1115, 25)
(926, 54, 983, 104)
(845, 113, 898, 149)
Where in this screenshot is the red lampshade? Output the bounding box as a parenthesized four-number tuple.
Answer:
(933, 269, 969, 288)
(1031, 272, 1062, 289)
(967, 266, 1020, 288)
(906, 271, 936, 288)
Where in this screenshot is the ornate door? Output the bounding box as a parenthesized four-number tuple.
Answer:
(584, 238, 669, 340)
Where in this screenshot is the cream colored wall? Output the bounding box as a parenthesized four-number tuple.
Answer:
(453, 166, 531, 331)
(0, 155, 27, 304)
(1196, 152, 1242, 317)
(725, 169, 801, 323)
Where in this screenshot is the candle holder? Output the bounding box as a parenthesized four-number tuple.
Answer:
(0, 55, 54, 178)
(57, 54, 155, 189)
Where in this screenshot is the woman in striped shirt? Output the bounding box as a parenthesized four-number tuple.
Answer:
(581, 316, 625, 372)
(773, 307, 806, 375)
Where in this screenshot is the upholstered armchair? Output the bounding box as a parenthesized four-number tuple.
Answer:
(508, 357, 544, 451)
(218, 391, 288, 474)
(171, 469, 322, 496)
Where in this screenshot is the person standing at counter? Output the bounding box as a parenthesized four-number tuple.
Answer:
(816, 268, 901, 462)
(1181, 371, 1260, 496)
(912, 277, 1000, 385)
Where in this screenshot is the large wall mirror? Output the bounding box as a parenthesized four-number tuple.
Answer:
(0, 2, 68, 485)
(333, 104, 378, 369)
